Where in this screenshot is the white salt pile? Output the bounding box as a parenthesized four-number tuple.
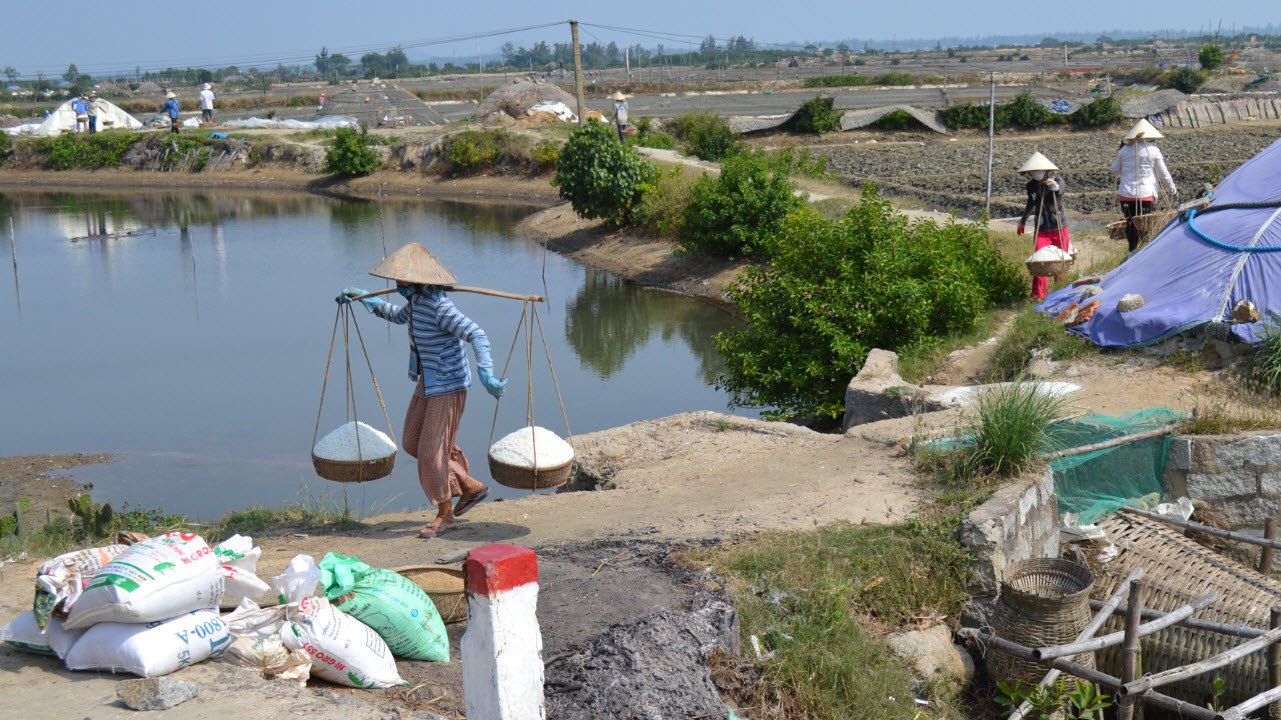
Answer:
(313, 421, 397, 461)
(489, 426, 575, 469)
(1025, 245, 1073, 263)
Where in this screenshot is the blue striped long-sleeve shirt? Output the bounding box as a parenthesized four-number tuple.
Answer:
(373, 287, 493, 397)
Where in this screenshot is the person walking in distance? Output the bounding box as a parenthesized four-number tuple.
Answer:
(86, 92, 100, 134)
(1111, 118, 1177, 252)
(610, 91, 629, 142)
(162, 91, 181, 134)
(198, 83, 216, 125)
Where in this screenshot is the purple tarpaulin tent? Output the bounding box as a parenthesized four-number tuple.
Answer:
(1040, 136, 1281, 347)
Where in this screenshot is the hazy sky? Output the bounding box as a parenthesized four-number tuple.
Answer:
(3, 1, 1275, 78)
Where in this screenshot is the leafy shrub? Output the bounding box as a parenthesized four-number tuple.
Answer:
(1163, 67, 1206, 93)
(804, 75, 871, 88)
(1069, 95, 1124, 127)
(715, 185, 1026, 420)
(669, 111, 740, 161)
(1131, 66, 1167, 85)
(324, 126, 379, 176)
(1006, 91, 1059, 128)
(531, 142, 559, 170)
(943, 102, 1005, 130)
(286, 95, 313, 107)
(627, 117, 676, 150)
(0, 129, 11, 160)
(874, 110, 918, 131)
(441, 129, 501, 172)
(790, 96, 843, 134)
(635, 165, 694, 236)
(553, 120, 656, 225)
(39, 132, 143, 170)
(1199, 44, 1226, 71)
(678, 150, 803, 258)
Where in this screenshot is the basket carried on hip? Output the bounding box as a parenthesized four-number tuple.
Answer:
(989, 558, 1097, 683)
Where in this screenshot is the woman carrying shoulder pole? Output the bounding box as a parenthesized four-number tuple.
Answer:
(1017, 152, 1071, 301)
(1111, 118, 1176, 252)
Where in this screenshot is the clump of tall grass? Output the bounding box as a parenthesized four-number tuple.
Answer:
(1246, 315, 1281, 396)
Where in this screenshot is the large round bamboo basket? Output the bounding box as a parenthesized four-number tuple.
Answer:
(1132, 210, 1176, 235)
(1025, 257, 1075, 278)
(394, 565, 467, 623)
(1107, 220, 1128, 241)
(488, 456, 572, 490)
(311, 453, 394, 483)
(989, 558, 1097, 683)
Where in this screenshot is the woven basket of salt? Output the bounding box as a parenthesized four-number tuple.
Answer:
(487, 426, 574, 490)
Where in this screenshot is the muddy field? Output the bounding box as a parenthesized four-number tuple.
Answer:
(812, 122, 1281, 222)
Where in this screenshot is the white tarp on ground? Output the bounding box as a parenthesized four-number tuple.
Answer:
(6, 98, 143, 137)
(222, 116, 358, 130)
(528, 102, 576, 122)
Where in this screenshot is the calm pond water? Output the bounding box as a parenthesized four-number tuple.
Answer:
(0, 190, 748, 519)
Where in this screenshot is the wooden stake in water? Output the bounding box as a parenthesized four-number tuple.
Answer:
(8, 216, 15, 270)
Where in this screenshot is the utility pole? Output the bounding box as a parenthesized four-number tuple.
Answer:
(625, 47, 630, 83)
(570, 20, 586, 126)
(986, 72, 995, 216)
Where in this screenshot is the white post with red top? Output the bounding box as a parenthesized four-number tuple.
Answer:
(461, 543, 545, 720)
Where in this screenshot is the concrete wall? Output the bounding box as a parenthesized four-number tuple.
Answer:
(1165, 433, 1281, 528)
(958, 469, 1058, 628)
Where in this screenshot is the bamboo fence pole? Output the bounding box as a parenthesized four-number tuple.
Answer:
(1039, 425, 1177, 461)
(1089, 599, 1268, 638)
(1034, 592, 1218, 660)
(1223, 685, 1281, 720)
(1119, 578, 1144, 720)
(958, 628, 1217, 720)
(1264, 517, 1278, 575)
(1120, 624, 1281, 697)
(1007, 567, 1143, 720)
(1125, 506, 1281, 551)
(1270, 607, 1281, 720)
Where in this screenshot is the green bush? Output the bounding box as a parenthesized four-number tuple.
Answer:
(553, 120, 656, 225)
(715, 185, 1026, 420)
(955, 381, 1068, 479)
(1069, 95, 1124, 127)
(762, 146, 828, 178)
(678, 150, 803, 258)
(635, 165, 694, 236)
(874, 110, 918, 131)
(669, 111, 740, 161)
(1163, 67, 1206, 93)
(324, 126, 379, 176)
(39, 132, 143, 170)
(789, 96, 843, 134)
(441, 129, 501, 172)
(1007, 91, 1060, 128)
(942, 102, 1005, 130)
(803, 75, 871, 88)
(871, 72, 914, 86)
(0, 129, 11, 160)
(531, 142, 559, 170)
(626, 117, 676, 150)
(1199, 44, 1226, 71)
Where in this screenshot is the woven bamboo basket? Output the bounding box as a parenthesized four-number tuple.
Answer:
(394, 565, 467, 623)
(1025, 257, 1076, 278)
(1107, 220, 1128, 241)
(488, 456, 572, 490)
(311, 453, 395, 483)
(1131, 210, 1176, 235)
(1091, 512, 1281, 706)
(989, 558, 1097, 683)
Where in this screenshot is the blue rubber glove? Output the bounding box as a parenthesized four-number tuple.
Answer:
(338, 287, 383, 313)
(477, 368, 507, 398)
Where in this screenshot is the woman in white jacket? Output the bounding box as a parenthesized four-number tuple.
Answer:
(1111, 118, 1177, 251)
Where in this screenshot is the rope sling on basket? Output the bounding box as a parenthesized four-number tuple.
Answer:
(487, 297, 575, 490)
(311, 301, 398, 483)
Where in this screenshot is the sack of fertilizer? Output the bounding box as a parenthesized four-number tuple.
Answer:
(318, 552, 449, 662)
(274, 554, 405, 688)
(63, 609, 230, 677)
(215, 534, 274, 608)
(64, 532, 223, 630)
(489, 425, 575, 469)
(34, 543, 129, 628)
(1, 612, 82, 658)
(313, 421, 397, 461)
(221, 598, 310, 684)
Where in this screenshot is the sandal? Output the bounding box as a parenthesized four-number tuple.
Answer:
(417, 524, 457, 539)
(454, 486, 490, 517)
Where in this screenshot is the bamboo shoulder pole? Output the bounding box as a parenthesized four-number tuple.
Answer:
(1040, 425, 1177, 461)
(1007, 567, 1143, 720)
(958, 628, 1217, 720)
(1089, 599, 1268, 639)
(1120, 623, 1281, 697)
(1034, 592, 1218, 660)
(349, 287, 545, 303)
(1125, 506, 1281, 551)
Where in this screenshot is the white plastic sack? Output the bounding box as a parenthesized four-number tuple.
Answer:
(64, 533, 223, 629)
(280, 595, 404, 688)
(271, 554, 322, 606)
(34, 544, 128, 626)
(1, 611, 55, 655)
(216, 534, 273, 608)
(222, 599, 310, 683)
(64, 609, 230, 677)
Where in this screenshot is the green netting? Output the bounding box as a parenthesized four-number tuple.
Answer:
(1048, 408, 1185, 524)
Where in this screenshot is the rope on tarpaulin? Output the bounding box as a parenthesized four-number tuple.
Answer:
(1185, 199, 1281, 252)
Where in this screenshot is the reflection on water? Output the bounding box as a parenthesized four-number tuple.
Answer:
(0, 189, 750, 518)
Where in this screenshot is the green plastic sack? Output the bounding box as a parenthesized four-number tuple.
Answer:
(318, 552, 449, 662)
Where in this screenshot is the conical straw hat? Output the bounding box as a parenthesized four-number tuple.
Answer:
(369, 242, 457, 285)
(1123, 118, 1164, 143)
(610, 91, 627, 101)
(1017, 151, 1059, 174)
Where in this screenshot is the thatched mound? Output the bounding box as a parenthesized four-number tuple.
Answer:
(474, 80, 577, 121)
